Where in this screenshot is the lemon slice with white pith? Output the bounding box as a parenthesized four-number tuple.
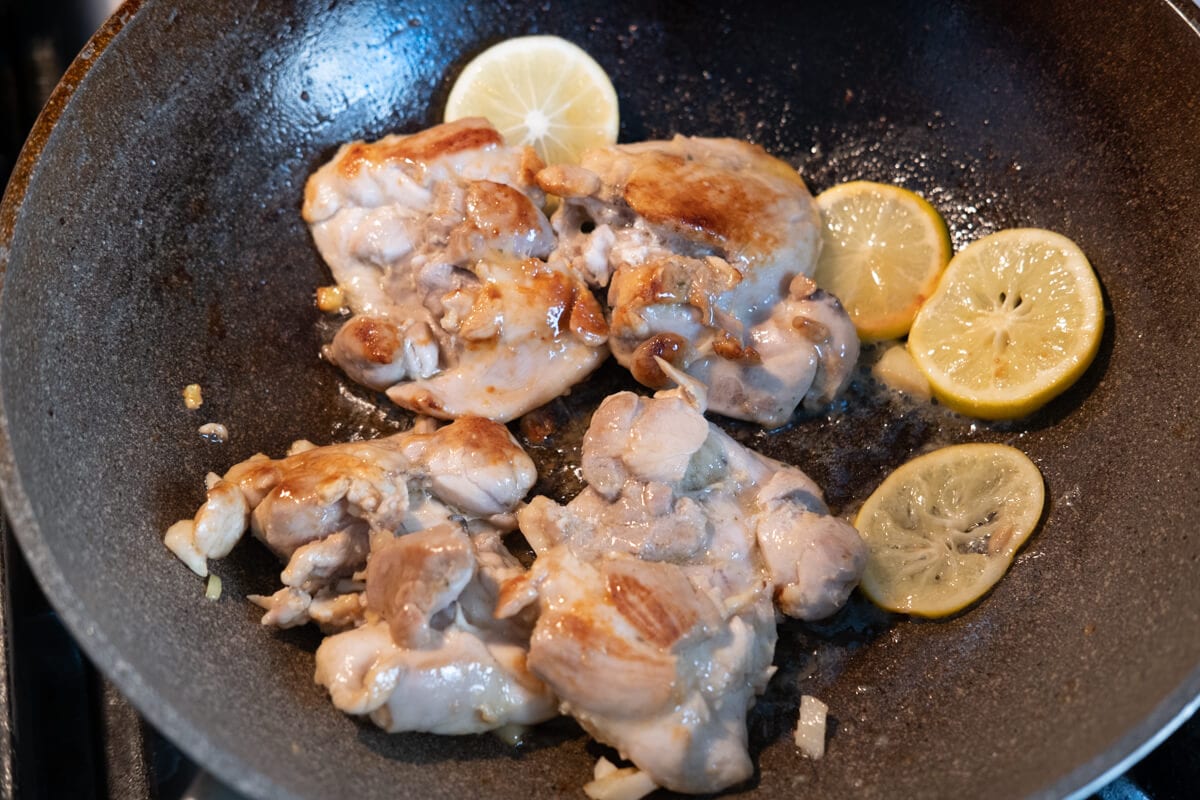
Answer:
(855, 443, 1045, 617)
(444, 35, 619, 164)
(813, 181, 952, 341)
(907, 228, 1104, 420)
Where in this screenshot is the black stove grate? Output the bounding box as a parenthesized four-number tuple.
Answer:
(1, 522, 200, 800)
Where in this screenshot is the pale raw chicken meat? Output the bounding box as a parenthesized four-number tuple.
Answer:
(163, 417, 557, 735)
(314, 619, 555, 734)
(303, 118, 609, 422)
(499, 366, 867, 793)
(165, 416, 535, 583)
(538, 135, 859, 427)
(314, 523, 557, 734)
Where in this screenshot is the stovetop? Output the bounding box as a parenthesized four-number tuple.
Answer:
(1, 3, 1197, 799)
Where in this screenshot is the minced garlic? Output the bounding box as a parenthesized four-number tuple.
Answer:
(795, 694, 829, 759)
(316, 285, 345, 313)
(198, 422, 229, 443)
(182, 383, 203, 410)
(582, 762, 657, 800)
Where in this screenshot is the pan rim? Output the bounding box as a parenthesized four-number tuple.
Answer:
(1061, 686, 1200, 800)
(0, 1, 1198, 799)
(0, 5, 305, 799)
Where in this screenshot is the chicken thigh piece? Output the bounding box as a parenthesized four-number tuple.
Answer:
(304, 118, 609, 422)
(501, 369, 867, 793)
(314, 619, 557, 735)
(314, 522, 557, 735)
(538, 136, 859, 427)
(164, 416, 535, 589)
(500, 546, 777, 794)
(166, 419, 556, 735)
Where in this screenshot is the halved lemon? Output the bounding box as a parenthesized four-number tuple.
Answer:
(907, 228, 1104, 420)
(855, 443, 1045, 618)
(444, 35, 619, 165)
(812, 181, 952, 341)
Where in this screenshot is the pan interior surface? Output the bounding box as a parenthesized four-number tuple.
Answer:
(1, 1, 1199, 799)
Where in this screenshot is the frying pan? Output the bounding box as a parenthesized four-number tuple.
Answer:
(2, 0, 1199, 798)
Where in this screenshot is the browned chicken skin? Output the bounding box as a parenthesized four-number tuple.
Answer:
(365, 522, 475, 649)
(304, 118, 609, 422)
(540, 135, 859, 427)
(499, 368, 866, 793)
(164, 417, 556, 735)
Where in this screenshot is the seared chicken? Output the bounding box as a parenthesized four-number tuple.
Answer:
(314, 523, 557, 734)
(499, 366, 867, 793)
(165, 416, 535, 581)
(167, 124, 875, 783)
(303, 118, 609, 422)
(539, 136, 859, 427)
(164, 417, 556, 734)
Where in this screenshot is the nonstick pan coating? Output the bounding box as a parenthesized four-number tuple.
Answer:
(2, 1, 1199, 798)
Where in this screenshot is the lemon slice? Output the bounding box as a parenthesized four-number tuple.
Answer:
(855, 443, 1045, 617)
(444, 35, 619, 164)
(907, 228, 1104, 419)
(812, 181, 952, 341)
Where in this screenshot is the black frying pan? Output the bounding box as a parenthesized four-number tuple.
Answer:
(2, 1, 1199, 798)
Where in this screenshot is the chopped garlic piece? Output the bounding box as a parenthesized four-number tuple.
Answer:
(205, 574, 223, 600)
(593, 756, 619, 780)
(182, 383, 203, 410)
(164, 519, 207, 577)
(287, 439, 318, 456)
(871, 344, 931, 401)
(490, 723, 529, 747)
(795, 694, 829, 759)
(411, 416, 440, 434)
(198, 422, 229, 443)
(582, 765, 657, 800)
(316, 285, 345, 313)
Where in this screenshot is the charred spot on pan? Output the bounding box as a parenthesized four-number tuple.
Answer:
(519, 399, 572, 446)
(207, 300, 227, 340)
(159, 261, 194, 291)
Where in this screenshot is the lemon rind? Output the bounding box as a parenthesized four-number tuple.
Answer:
(854, 443, 1045, 618)
(907, 228, 1104, 420)
(813, 181, 951, 342)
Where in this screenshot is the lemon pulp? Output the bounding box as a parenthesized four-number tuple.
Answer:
(813, 181, 951, 341)
(444, 35, 619, 165)
(907, 228, 1103, 419)
(855, 443, 1045, 617)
